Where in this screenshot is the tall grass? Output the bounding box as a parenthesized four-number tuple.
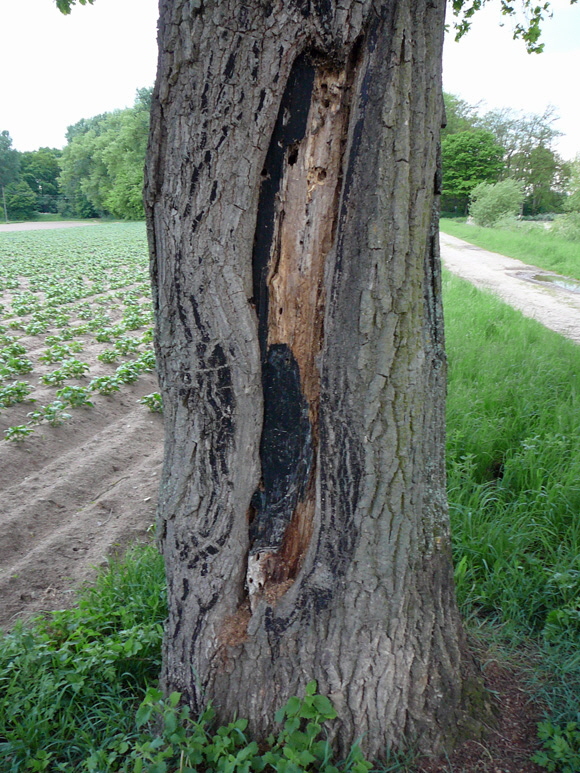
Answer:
(0, 545, 166, 771)
(440, 218, 580, 281)
(445, 270, 580, 728)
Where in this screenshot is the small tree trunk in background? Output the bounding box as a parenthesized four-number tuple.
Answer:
(145, 0, 487, 757)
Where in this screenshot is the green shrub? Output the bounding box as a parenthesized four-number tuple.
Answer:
(550, 212, 580, 242)
(469, 178, 524, 226)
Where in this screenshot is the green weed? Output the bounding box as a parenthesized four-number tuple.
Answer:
(444, 271, 580, 769)
(533, 722, 580, 772)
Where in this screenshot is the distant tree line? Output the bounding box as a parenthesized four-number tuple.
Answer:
(0, 88, 151, 222)
(441, 93, 573, 217)
(1, 87, 577, 224)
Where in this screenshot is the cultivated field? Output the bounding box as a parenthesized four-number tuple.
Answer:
(0, 223, 163, 628)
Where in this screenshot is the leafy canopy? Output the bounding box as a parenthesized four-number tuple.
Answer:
(0, 130, 20, 189)
(55, 0, 94, 14)
(441, 129, 505, 211)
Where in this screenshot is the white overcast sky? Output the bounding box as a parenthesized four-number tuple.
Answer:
(0, 0, 579, 159)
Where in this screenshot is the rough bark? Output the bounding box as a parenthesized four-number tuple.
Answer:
(145, 0, 486, 757)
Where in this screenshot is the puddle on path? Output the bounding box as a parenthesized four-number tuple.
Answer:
(532, 274, 580, 294)
(515, 270, 580, 295)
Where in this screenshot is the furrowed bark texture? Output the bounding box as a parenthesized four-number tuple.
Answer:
(145, 0, 484, 757)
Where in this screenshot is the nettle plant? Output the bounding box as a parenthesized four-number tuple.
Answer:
(84, 681, 372, 773)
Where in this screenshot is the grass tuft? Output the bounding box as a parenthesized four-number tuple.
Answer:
(0, 544, 166, 771)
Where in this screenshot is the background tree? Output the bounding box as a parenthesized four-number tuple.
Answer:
(441, 129, 505, 214)
(480, 106, 568, 215)
(20, 147, 62, 213)
(550, 155, 580, 241)
(509, 144, 569, 215)
(3, 180, 38, 221)
(58, 91, 151, 219)
(442, 92, 479, 138)
(0, 130, 20, 222)
(442, 97, 571, 217)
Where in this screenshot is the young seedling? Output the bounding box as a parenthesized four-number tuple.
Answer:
(41, 401, 72, 427)
(1, 342, 27, 358)
(139, 392, 163, 413)
(95, 330, 115, 343)
(97, 349, 120, 364)
(89, 376, 121, 395)
(40, 343, 84, 365)
(1, 357, 33, 375)
(0, 381, 35, 407)
(4, 424, 34, 442)
(25, 322, 49, 336)
(55, 386, 94, 408)
(41, 370, 67, 387)
(114, 336, 140, 355)
(135, 351, 156, 372)
(60, 359, 90, 379)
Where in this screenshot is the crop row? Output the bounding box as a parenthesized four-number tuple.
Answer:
(0, 224, 162, 441)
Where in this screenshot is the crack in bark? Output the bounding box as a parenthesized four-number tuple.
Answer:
(248, 54, 356, 608)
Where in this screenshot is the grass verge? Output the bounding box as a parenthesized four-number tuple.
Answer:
(445, 271, 580, 770)
(0, 545, 166, 771)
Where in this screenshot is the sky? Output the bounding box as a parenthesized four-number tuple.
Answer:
(443, 0, 580, 160)
(0, 0, 159, 151)
(0, 0, 579, 159)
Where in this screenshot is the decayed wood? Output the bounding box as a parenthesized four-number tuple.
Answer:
(145, 0, 489, 758)
(248, 63, 355, 602)
(267, 66, 351, 410)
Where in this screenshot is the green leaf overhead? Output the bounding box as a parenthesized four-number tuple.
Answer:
(451, 0, 578, 52)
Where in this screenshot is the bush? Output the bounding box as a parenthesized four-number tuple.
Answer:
(4, 181, 38, 221)
(550, 212, 580, 242)
(469, 178, 525, 227)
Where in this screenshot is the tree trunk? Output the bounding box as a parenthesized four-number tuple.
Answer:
(145, 0, 485, 757)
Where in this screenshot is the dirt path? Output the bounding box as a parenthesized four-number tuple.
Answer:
(0, 221, 99, 233)
(440, 231, 580, 345)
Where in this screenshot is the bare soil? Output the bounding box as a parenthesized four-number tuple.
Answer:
(0, 219, 162, 629)
(0, 376, 163, 629)
(417, 657, 546, 773)
(2, 225, 577, 769)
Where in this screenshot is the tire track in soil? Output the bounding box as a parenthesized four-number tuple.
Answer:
(0, 378, 164, 629)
